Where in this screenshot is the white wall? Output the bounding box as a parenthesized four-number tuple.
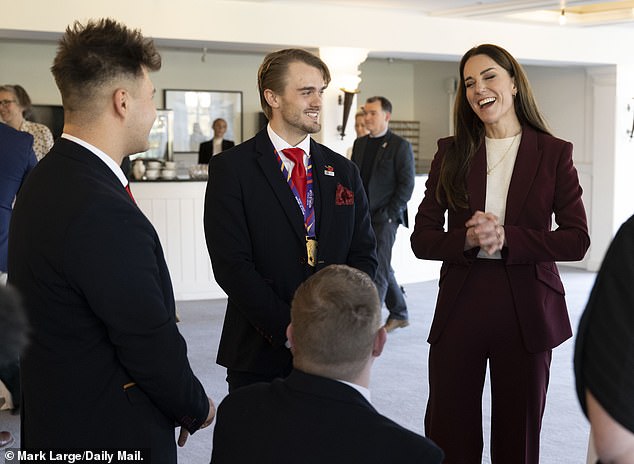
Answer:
(4, 0, 631, 65)
(413, 60, 460, 164)
(0, 42, 590, 167)
(152, 49, 265, 140)
(357, 59, 416, 120)
(0, 41, 59, 104)
(0, 43, 269, 141)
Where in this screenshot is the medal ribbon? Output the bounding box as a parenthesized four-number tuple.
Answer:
(275, 149, 315, 239)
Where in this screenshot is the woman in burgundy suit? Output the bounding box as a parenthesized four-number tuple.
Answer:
(411, 44, 589, 463)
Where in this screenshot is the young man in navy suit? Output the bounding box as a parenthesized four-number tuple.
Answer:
(204, 49, 377, 392)
(8, 19, 214, 459)
(211, 265, 443, 463)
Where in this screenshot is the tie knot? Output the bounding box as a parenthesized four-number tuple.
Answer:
(282, 148, 304, 165)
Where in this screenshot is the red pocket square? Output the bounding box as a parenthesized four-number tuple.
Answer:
(335, 183, 354, 206)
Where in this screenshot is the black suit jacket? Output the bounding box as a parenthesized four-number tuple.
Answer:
(8, 138, 209, 459)
(198, 139, 235, 164)
(204, 129, 377, 376)
(351, 130, 415, 227)
(211, 369, 444, 463)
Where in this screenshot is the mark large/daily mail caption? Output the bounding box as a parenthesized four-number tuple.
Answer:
(4, 449, 149, 463)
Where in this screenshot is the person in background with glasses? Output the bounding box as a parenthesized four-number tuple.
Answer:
(0, 85, 54, 161)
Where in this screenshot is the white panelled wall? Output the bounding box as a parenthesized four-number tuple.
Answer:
(133, 181, 226, 301)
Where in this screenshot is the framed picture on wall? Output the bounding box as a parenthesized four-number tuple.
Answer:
(164, 89, 243, 153)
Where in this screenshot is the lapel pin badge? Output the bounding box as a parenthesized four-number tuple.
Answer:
(324, 165, 335, 176)
(381, 142, 388, 148)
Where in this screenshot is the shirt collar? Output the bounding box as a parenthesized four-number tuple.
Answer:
(337, 379, 372, 404)
(267, 124, 311, 155)
(61, 133, 128, 187)
(369, 127, 389, 139)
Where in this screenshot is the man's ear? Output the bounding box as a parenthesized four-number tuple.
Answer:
(113, 88, 128, 118)
(372, 327, 387, 358)
(286, 323, 294, 349)
(263, 89, 280, 110)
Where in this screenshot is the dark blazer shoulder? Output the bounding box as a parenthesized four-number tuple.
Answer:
(521, 125, 568, 149)
(385, 129, 408, 146)
(436, 135, 455, 151)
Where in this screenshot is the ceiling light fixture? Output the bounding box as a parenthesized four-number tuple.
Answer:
(559, 8, 567, 25)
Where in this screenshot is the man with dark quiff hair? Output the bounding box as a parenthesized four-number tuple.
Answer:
(51, 18, 161, 112)
(9, 18, 214, 460)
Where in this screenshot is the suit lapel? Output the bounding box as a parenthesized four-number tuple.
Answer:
(504, 127, 541, 225)
(467, 141, 487, 213)
(255, 132, 306, 242)
(309, 141, 335, 241)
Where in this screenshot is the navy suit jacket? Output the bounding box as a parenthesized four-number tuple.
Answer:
(351, 130, 415, 226)
(0, 123, 36, 272)
(204, 129, 377, 375)
(198, 138, 235, 164)
(411, 126, 590, 352)
(8, 138, 208, 458)
(211, 369, 444, 463)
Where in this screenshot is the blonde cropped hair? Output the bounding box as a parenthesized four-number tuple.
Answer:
(290, 265, 380, 379)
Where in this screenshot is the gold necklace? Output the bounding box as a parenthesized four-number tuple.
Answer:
(487, 134, 519, 175)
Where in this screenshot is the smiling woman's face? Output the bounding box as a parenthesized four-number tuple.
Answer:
(0, 90, 23, 128)
(463, 54, 518, 133)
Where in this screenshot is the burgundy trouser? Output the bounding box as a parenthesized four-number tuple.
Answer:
(425, 259, 552, 464)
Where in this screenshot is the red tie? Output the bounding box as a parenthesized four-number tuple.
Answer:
(125, 184, 136, 204)
(282, 148, 306, 206)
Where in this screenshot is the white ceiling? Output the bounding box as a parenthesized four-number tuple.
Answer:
(227, 0, 634, 27)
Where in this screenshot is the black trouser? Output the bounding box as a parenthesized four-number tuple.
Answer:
(372, 220, 407, 320)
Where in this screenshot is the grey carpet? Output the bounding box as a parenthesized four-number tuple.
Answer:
(0, 266, 595, 463)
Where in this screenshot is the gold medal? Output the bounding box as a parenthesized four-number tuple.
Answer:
(306, 237, 317, 267)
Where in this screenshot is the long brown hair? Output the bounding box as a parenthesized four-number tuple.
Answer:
(438, 44, 551, 210)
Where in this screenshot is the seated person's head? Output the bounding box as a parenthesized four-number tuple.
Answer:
(288, 265, 384, 382)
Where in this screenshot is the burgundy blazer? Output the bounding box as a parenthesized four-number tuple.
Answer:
(411, 126, 590, 353)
